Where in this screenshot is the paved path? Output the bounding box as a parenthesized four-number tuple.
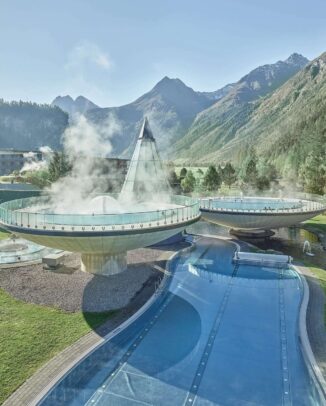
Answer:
(289, 224, 326, 382)
(298, 265, 326, 381)
(2, 248, 177, 406)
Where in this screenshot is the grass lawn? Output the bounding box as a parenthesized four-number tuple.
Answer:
(305, 214, 326, 233)
(308, 266, 326, 325)
(309, 266, 326, 296)
(0, 288, 116, 404)
(0, 228, 9, 240)
(304, 213, 326, 323)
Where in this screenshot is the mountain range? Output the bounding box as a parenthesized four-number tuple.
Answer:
(208, 52, 326, 176)
(171, 51, 326, 182)
(85, 76, 214, 156)
(172, 53, 309, 163)
(51, 95, 99, 116)
(78, 53, 308, 158)
(1, 51, 323, 182)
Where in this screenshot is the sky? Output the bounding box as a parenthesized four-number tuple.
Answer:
(1, 0, 326, 107)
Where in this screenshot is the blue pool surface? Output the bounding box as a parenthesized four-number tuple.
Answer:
(208, 198, 303, 211)
(0, 238, 60, 264)
(39, 238, 323, 406)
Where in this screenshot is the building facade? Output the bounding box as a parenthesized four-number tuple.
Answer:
(0, 149, 42, 176)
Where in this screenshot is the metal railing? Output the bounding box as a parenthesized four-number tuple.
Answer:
(199, 193, 326, 215)
(0, 194, 200, 231)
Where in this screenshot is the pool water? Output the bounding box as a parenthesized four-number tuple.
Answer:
(0, 237, 60, 264)
(208, 198, 303, 211)
(39, 237, 323, 406)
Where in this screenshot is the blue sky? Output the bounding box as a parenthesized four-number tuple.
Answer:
(1, 0, 326, 107)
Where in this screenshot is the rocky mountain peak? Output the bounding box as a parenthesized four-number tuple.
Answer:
(285, 53, 309, 67)
(51, 95, 99, 115)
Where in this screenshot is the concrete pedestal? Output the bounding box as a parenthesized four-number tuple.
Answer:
(81, 252, 127, 276)
(229, 229, 275, 239)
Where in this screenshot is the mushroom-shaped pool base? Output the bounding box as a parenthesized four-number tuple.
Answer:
(81, 253, 127, 275)
(199, 196, 326, 237)
(0, 195, 200, 275)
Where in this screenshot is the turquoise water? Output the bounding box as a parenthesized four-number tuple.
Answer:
(39, 238, 323, 406)
(0, 238, 59, 264)
(200, 197, 303, 211)
(0, 195, 199, 227)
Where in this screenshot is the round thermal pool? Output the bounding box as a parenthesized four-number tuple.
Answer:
(200, 196, 326, 230)
(0, 194, 200, 275)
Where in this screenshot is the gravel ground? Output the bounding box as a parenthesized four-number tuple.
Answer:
(0, 248, 166, 312)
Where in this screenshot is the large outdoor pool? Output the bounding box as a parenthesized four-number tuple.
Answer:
(39, 237, 323, 406)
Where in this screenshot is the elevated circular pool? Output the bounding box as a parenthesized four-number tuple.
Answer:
(0, 194, 200, 275)
(199, 195, 326, 230)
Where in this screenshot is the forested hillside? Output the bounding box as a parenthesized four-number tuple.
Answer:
(172, 54, 308, 163)
(0, 100, 68, 150)
(172, 52, 326, 193)
(86, 76, 213, 157)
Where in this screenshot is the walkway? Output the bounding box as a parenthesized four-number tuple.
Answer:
(298, 265, 326, 380)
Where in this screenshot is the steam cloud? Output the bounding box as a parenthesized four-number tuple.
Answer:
(35, 113, 175, 216)
(20, 147, 53, 173)
(46, 113, 123, 214)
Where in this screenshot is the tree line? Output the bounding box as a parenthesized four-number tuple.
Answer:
(17, 147, 325, 197)
(169, 144, 325, 196)
(168, 149, 279, 194)
(0, 99, 68, 151)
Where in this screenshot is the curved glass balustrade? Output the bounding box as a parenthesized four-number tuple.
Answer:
(0, 195, 200, 229)
(199, 194, 326, 214)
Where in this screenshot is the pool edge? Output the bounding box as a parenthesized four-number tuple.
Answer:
(2, 244, 194, 406)
(31, 243, 194, 406)
(293, 264, 326, 404)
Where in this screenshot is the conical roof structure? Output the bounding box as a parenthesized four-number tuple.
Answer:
(120, 118, 171, 201)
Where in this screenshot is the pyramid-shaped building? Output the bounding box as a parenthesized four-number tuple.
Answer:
(120, 118, 171, 201)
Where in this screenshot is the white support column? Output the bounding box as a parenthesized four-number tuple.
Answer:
(81, 252, 127, 276)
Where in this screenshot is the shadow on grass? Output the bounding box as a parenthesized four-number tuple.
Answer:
(82, 261, 165, 337)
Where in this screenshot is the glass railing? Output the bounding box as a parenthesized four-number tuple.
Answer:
(199, 193, 326, 214)
(0, 194, 200, 229)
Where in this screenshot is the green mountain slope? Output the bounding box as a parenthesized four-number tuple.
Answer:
(200, 52, 326, 179)
(86, 77, 213, 157)
(172, 53, 309, 164)
(0, 100, 68, 150)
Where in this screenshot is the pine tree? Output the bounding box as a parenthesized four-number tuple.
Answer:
(241, 149, 258, 187)
(168, 170, 181, 193)
(202, 166, 222, 191)
(299, 153, 326, 195)
(180, 167, 187, 179)
(48, 152, 71, 182)
(222, 162, 237, 188)
(181, 170, 196, 193)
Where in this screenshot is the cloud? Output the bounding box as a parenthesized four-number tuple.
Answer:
(62, 41, 113, 104)
(65, 41, 112, 71)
